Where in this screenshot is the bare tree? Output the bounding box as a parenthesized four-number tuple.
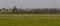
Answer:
(12, 6, 18, 14)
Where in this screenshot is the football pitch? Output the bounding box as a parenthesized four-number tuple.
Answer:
(0, 14, 60, 26)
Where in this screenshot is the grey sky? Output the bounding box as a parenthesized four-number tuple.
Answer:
(0, 0, 59, 8)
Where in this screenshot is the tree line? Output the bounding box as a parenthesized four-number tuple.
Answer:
(0, 6, 60, 14)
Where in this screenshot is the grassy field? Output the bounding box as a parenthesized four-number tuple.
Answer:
(0, 14, 60, 26)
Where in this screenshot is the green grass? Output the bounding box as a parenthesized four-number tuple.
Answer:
(0, 14, 60, 26)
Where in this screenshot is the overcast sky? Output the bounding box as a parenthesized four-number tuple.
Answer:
(0, 0, 59, 8)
